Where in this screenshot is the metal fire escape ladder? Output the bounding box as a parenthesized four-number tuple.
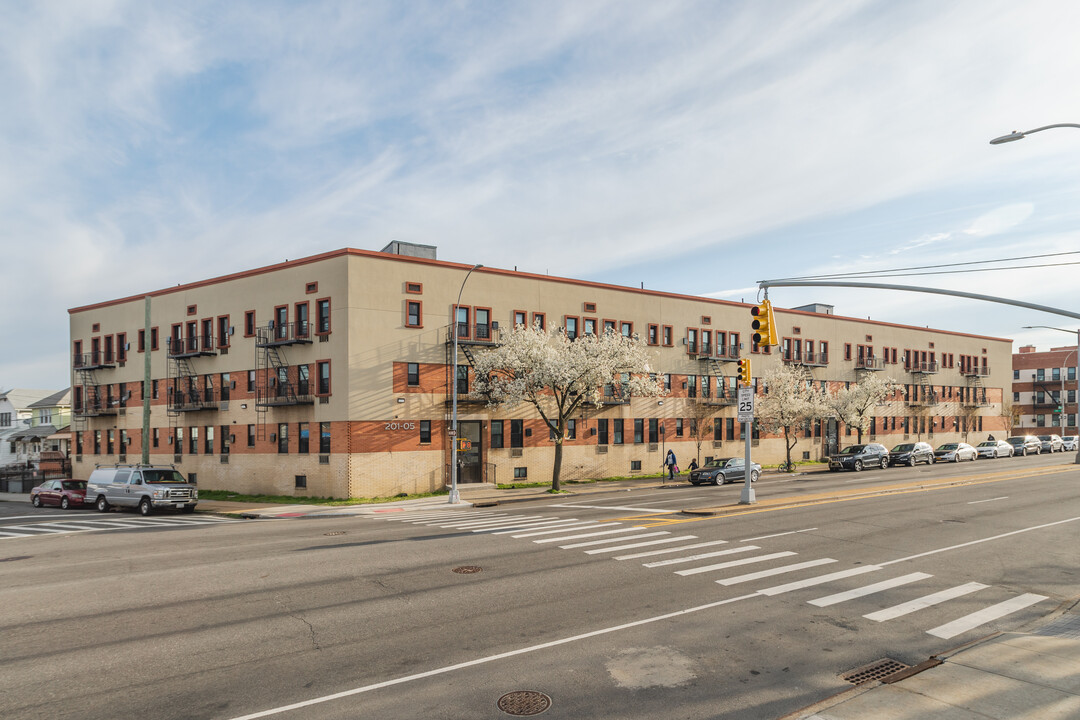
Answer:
(255, 325, 292, 440)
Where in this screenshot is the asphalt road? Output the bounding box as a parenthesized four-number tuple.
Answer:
(2, 453, 1077, 720)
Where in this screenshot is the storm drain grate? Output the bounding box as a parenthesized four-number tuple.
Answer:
(323, 531, 347, 536)
(497, 690, 551, 716)
(841, 658, 909, 685)
(452, 565, 483, 574)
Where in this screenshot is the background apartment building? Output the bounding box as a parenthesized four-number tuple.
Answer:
(1011, 345, 1079, 436)
(68, 245, 1012, 499)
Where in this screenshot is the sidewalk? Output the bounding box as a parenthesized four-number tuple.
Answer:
(784, 603, 1080, 720)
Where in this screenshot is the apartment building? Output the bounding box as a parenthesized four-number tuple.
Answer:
(1011, 345, 1079, 435)
(68, 245, 1012, 499)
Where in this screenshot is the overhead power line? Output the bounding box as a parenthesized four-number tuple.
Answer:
(766, 250, 1080, 283)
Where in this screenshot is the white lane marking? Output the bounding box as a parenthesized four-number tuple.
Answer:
(967, 497, 1009, 505)
(927, 594, 1048, 639)
(473, 519, 582, 533)
(533, 527, 642, 544)
(225, 591, 761, 720)
(675, 551, 796, 577)
(808, 572, 933, 607)
(510, 522, 612, 538)
(559, 532, 670, 549)
(547, 504, 688, 513)
(452, 518, 559, 530)
(0, 514, 81, 520)
(718, 558, 837, 586)
(864, 582, 989, 622)
(643, 545, 759, 568)
(2, 525, 72, 534)
(491, 519, 594, 535)
(881, 515, 1080, 566)
(416, 515, 520, 527)
(614, 539, 729, 561)
(585, 536, 698, 555)
(740, 528, 818, 542)
(758, 565, 883, 596)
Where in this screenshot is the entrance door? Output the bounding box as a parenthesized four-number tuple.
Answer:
(457, 421, 484, 483)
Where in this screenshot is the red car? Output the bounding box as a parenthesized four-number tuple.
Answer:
(30, 480, 88, 509)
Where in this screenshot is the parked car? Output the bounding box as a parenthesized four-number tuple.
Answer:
(30, 479, 88, 509)
(1006, 435, 1042, 456)
(1062, 436, 1078, 451)
(1037, 434, 1065, 453)
(888, 442, 935, 467)
(86, 464, 198, 515)
(829, 443, 889, 472)
(934, 442, 978, 462)
(688, 457, 761, 485)
(975, 440, 1014, 459)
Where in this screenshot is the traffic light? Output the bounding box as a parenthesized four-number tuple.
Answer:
(751, 299, 778, 347)
(738, 357, 752, 386)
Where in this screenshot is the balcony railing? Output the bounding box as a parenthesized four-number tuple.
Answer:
(256, 322, 312, 347)
(73, 388, 118, 417)
(601, 385, 631, 405)
(699, 394, 737, 406)
(783, 350, 829, 367)
(167, 335, 218, 358)
(961, 365, 990, 377)
(713, 345, 741, 362)
(450, 323, 501, 345)
(168, 387, 222, 413)
(906, 392, 940, 407)
(256, 380, 314, 407)
(74, 351, 116, 371)
(856, 356, 885, 371)
(908, 361, 939, 374)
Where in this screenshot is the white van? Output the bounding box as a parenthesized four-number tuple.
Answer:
(85, 464, 198, 516)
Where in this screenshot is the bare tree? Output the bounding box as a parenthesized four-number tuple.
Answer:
(472, 326, 665, 491)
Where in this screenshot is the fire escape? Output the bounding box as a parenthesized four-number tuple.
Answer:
(254, 321, 313, 439)
(690, 336, 742, 407)
(166, 333, 219, 450)
(72, 349, 117, 433)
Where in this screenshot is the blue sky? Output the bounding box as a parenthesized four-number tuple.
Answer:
(4, 0, 1080, 390)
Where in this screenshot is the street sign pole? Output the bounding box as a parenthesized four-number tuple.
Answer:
(737, 387, 755, 504)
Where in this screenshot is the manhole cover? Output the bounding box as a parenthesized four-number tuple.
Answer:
(324, 531, 347, 536)
(841, 658, 909, 685)
(497, 690, 551, 716)
(452, 565, 482, 574)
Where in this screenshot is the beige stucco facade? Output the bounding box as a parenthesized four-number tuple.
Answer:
(68, 247, 1013, 498)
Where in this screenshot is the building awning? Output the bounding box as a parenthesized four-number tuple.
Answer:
(11, 425, 57, 441)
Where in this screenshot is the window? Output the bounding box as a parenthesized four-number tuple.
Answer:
(218, 316, 230, 347)
(406, 301, 422, 328)
(532, 312, 545, 330)
(514, 310, 527, 327)
(221, 373, 231, 402)
(687, 375, 697, 398)
(152, 428, 159, 448)
(245, 311, 256, 337)
(1053, 367, 1062, 381)
(514, 467, 528, 479)
(221, 425, 230, 455)
(246, 370, 255, 392)
(633, 418, 644, 444)
(189, 426, 198, 455)
(583, 318, 596, 336)
(613, 419, 624, 445)
(510, 419, 524, 448)
(298, 423, 309, 453)
(568, 419, 577, 440)
(204, 426, 214, 454)
(117, 333, 127, 362)
(320, 422, 331, 453)
(406, 282, 422, 294)
(94, 430, 101, 454)
(307, 281, 319, 294)
(295, 475, 307, 489)
(648, 419, 658, 443)
(317, 361, 331, 395)
(631, 460, 642, 471)
(621, 322, 633, 338)
(845, 343, 852, 361)
(675, 418, 683, 437)
(490, 420, 504, 448)
(106, 429, 115, 455)
(714, 418, 723, 441)
(104, 335, 114, 363)
(248, 424, 255, 448)
(150, 327, 159, 351)
(648, 324, 659, 345)
(603, 319, 616, 334)
(152, 379, 159, 400)
(726, 418, 736, 441)
(565, 316, 578, 340)
(407, 363, 420, 386)
(316, 299, 331, 334)
(1036, 369, 1045, 381)
(1036, 414, 1046, 427)
(277, 423, 289, 453)
(597, 419, 609, 445)
(456, 365, 469, 394)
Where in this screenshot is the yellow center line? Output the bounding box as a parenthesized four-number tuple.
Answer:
(613, 465, 1076, 527)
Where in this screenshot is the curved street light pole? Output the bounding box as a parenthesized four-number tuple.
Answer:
(990, 122, 1080, 464)
(449, 264, 484, 504)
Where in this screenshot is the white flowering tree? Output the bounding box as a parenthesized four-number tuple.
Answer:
(755, 363, 827, 471)
(471, 326, 666, 491)
(829, 373, 900, 444)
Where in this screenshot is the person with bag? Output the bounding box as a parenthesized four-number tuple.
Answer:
(665, 449, 678, 480)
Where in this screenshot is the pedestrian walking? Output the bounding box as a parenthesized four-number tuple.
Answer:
(665, 449, 678, 480)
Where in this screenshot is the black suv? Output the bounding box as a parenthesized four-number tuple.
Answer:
(829, 443, 889, 472)
(888, 442, 935, 467)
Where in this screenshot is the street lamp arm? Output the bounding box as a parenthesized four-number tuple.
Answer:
(990, 123, 1080, 144)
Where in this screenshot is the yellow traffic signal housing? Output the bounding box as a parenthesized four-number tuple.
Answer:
(751, 300, 778, 347)
(737, 357, 752, 386)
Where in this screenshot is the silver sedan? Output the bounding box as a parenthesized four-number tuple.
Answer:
(975, 440, 1013, 458)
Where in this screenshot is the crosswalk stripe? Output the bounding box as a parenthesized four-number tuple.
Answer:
(758, 565, 883, 596)
(511, 523, 615, 539)
(585, 536, 698, 555)
(718, 558, 838, 586)
(418, 515, 523, 527)
(491, 519, 592, 535)
(3, 525, 70, 534)
(864, 582, 989, 622)
(533, 527, 642, 544)
(809, 572, 932, 607)
(559, 532, 670, 549)
(926, 593, 1048, 639)
(614, 539, 729, 561)
(473, 519, 579, 533)
(643, 545, 760, 568)
(675, 551, 796, 576)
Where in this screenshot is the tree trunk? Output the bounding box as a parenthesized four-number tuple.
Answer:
(856, 426, 863, 443)
(551, 440, 563, 492)
(784, 426, 792, 469)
